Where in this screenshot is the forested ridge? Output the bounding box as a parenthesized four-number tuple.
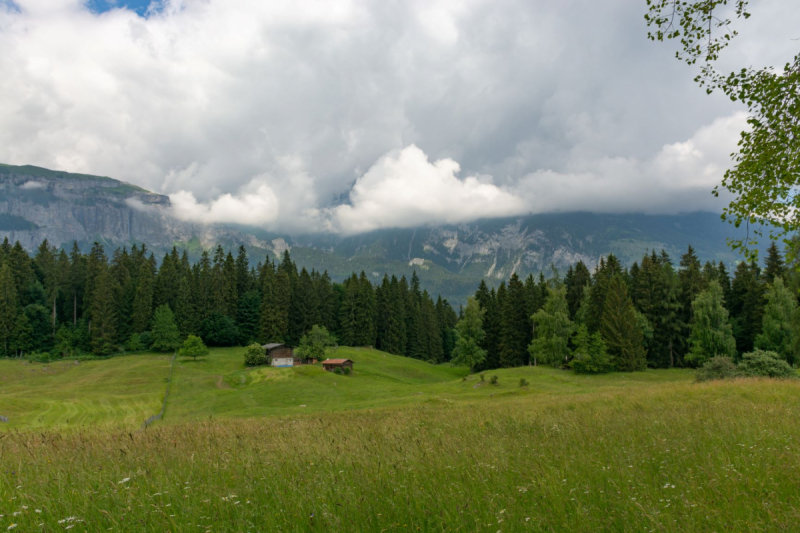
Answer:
(0, 237, 796, 372)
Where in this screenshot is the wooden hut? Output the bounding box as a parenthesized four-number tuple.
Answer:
(321, 358, 354, 372)
(264, 343, 294, 367)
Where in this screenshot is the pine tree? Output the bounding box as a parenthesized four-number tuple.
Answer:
(762, 242, 786, 285)
(679, 246, 707, 351)
(499, 273, 529, 367)
(131, 262, 155, 333)
(289, 268, 319, 342)
(588, 255, 623, 333)
(601, 276, 646, 372)
(686, 281, 737, 366)
(338, 274, 359, 346)
(68, 242, 86, 325)
(566, 261, 591, 320)
(150, 304, 182, 352)
(83, 242, 107, 327)
(90, 267, 118, 355)
(236, 290, 261, 344)
(755, 277, 796, 363)
(730, 261, 766, 354)
(0, 263, 18, 356)
(450, 297, 487, 371)
(11, 311, 34, 357)
(175, 275, 197, 338)
(529, 286, 572, 367)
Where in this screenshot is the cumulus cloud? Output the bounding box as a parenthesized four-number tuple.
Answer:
(331, 145, 527, 234)
(170, 181, 280, 226)
(0, 0, 795, 234)
(19, 180, 45, 189)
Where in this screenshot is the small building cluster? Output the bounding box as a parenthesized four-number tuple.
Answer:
(261, 344, 337, 368)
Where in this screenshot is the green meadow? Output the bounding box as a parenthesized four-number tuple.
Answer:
(3, 348, 800, 531)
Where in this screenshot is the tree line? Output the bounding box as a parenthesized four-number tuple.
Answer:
(0, 239, 457, 361)
(451, 242, 799, 373)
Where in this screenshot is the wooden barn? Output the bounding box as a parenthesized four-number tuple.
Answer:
(264, 343, 294, 367)
(321, 358, 354, 372)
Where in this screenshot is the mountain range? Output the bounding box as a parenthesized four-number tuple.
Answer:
(0, 163, 746, 302)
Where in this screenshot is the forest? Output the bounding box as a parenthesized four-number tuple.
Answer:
(0, 237, 796, 375)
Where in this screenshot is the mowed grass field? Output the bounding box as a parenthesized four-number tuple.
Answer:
(3, 348, 800, 531)
(0, 354, 173, 430)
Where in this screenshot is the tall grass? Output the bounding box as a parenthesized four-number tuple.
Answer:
(2, 378, 800, 531)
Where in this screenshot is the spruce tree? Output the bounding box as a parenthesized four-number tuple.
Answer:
(150, 304, 182, 352)
(529, 286, 572, 367)
(601, 276, 646, 371)
(0, 263, 18, 356)
(236, 290, 261, 344)
(499, 273, 530, 367)
(566, 261, 591, 320)
(730, 261, 766, 354)
(11, 311, 34, 357)
(763, 242, 786, 285)
(90, 268, 118, 356)
(686, 281, 737, 366)
(755, 277, 796, 363)
(131, 262, 155, 333)
(679, 245, 707, 350)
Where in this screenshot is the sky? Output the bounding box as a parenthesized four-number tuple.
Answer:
(0, 0, 796, 235)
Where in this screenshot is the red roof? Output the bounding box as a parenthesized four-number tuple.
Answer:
(321, 359, 353, 365)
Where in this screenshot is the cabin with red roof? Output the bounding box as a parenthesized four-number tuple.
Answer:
(321, 358, 354, 372)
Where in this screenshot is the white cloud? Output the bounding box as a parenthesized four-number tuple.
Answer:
(330, 145, 526, 233)
(170, 180, 280, 226)
(19, 180, 45, 189)
(0, 0, 794, 234)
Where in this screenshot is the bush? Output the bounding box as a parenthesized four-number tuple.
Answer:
(490, 375, 498, 385)
(695, 356, 737, 382)
(737, 350, 796, 379)
(334, 367, 343, 375)
(519, 378, 529, 387)
(479, 373, 485, 382)
(124, 333, 146, 352)
(243, 343, 267, 366)
(343, 367, 351, 375)
(180, 335, 209, 361)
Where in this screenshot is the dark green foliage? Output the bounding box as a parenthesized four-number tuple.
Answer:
(243, 343, 268, 366)
(736, 350, 796, 379)
(601, 276, 646, 372)
(150, 304, 181, 352)
(570, 325, 613, 374)
(529, 286, 572, 367)
(695, 357, 738, 382)
(730, 261, 766, 355)
(565, 261, 591, 320)
(180, 335, 209, 361)
(11, 311, 34, 357)
(235, 291, 261, 345)
(90, 268, 118, 356)
(519, 378, 529, 387)
(0, 263, 17, 355)
(499, 273, 529, 367)
(200, 313, 240, 347)
(131, 262, 155, 334)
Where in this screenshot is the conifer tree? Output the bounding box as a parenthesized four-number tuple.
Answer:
(679, 245, 707, 347)
(0, 263, 18, 356)
(566, 261, 591, 320)
(450, 296, 487, 371)
(763, 242, 786, 285)
(601, 276, 646, 371)
(11, 311, 34, 357)
(174, 275, 197, 338)
(338, 274, 359, 346)
(755, 277, 796, 363)
(131, 262, 155, 333)
(90, 267, 118, 355)
(150, 304, 182, 352)
(730, 261, 766, 354)
(529, 285, 572, 367)
(68, 242, 86, 325)
(499, 273, 530, 367)
(686, 281, 737, 366)
(236, 290, 261, 344)
(588, 255, 623, 333)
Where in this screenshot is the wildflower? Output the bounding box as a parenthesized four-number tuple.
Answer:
(35, 510, 42, 514)
(118, 478, 130, 484)
(7, 525, 17, 531)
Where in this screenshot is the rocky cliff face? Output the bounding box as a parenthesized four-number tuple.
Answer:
(0, 164, 269, 253)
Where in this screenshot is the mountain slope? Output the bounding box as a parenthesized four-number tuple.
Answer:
(0, 163, 746, 301)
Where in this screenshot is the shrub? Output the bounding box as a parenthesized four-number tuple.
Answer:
(479, 373, 485, 382)
(334, 367, 343, 375)
(124, 333, 146, 352)
(243, 343, 267, 366)
(490, 375, 498, 385)
(695, 356, 737, 382)
(737, 350, 796, 379)
(343, 367, 351, 375)
(519, 378, 529, 387)
(180, 335, 209, 361)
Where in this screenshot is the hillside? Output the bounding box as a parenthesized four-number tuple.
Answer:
(0, 163, 750, 301)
